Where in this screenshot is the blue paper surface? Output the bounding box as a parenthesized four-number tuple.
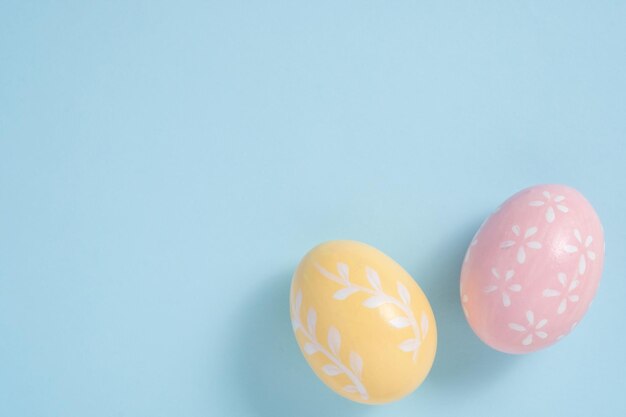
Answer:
(1, 2, 625, 416)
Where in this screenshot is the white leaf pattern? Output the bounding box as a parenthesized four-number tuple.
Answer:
(397, 282, 411, 305)
(290, 290, 369, 400)
(328, 326, 341, 356)
(365, 267, 382, 291)
(322, 364, 342, 376)
(337, 263, 349, 282)
(333, 287, 359, 300)
(362, 296, 386, 308)
(398, 338, 420, 352)
(389, 317, 411, 328)
(420, 312, 429, 338)
(349, 352, 363, 377)
(291, 290, 303, 331)
(304, 343, 317, 355)
(295, 290, 302, 316)
(307, 308, 317, 337)
(316, 262, 429, 361)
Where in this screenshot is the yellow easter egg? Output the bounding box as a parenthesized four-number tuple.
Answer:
(290, 240, 437, 404)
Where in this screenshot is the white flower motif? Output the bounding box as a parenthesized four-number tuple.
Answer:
(483, 268, 522, 307)
(508, 311, 548, 346)
(316, 263, 428, 361)
(499, 225, 542, 264)
(290, 289, 369, 400)
(528, 191, 569, 223)
(542, 272, 580, 314)
(564, 229, 596, 275)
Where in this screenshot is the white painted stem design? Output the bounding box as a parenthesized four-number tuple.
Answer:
(315, 263, 428, 361)
(291, 289, 368, 400)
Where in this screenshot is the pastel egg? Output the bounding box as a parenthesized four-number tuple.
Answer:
(460, 184, 605, 354)
(290, 240, 437, 404)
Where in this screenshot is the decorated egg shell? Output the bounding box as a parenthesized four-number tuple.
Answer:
(461, 184, 605, 354)
(290, 240, 437, 404)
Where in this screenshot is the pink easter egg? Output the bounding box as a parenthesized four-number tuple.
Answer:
(460, 185, 605, 354)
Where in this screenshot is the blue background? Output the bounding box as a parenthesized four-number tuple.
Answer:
(1, 1, 625, 416)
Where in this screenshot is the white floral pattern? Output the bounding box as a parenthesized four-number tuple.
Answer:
(461, 185, 604, 352)
(316, 263, 429, 361)
(291, 289, 368, 400)
(529, 191, 569, 223)
(499, 225, 542, 264)
(508, 311, 548, 346)
(483, 268, 521, 307)
(564, 229, 596, 275)
(542, 272, 580, 314)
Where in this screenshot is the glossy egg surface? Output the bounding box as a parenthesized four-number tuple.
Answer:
(290, 240, 437, 403)
(461, 184, 605, 354)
